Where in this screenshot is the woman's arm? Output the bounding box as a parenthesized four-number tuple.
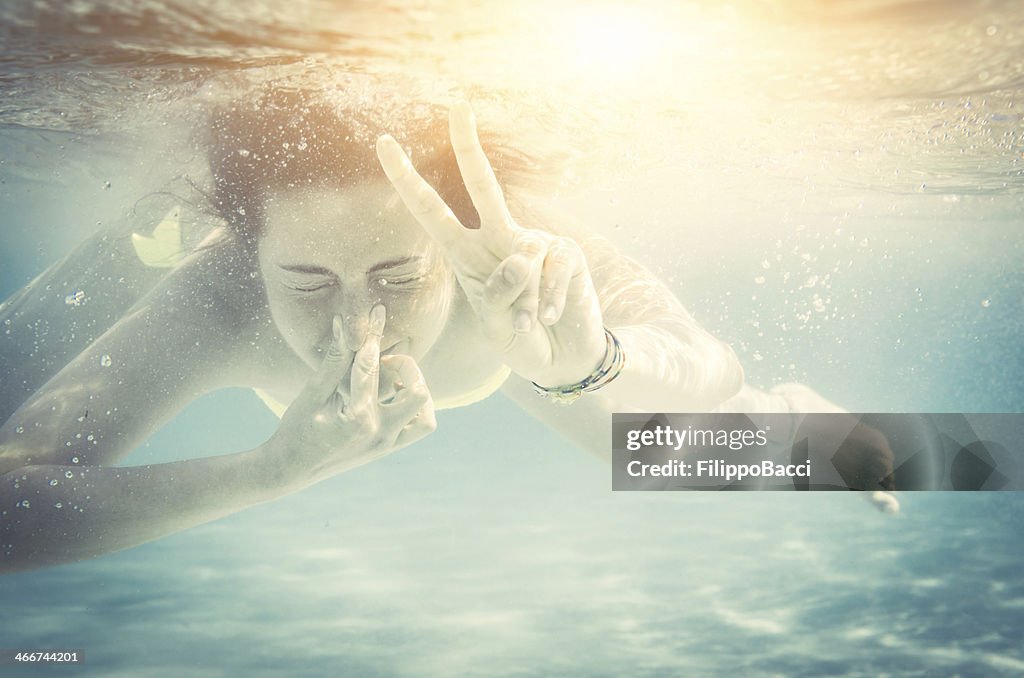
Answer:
(1, 441, 285, 572)
(0, 242, 262, 472)
(498, 233, 743, 459)
(570, 233, 743, 411)
(0, 241, 434, 569)
(0, 242, 267, 571)
(1, 309, 435, 573)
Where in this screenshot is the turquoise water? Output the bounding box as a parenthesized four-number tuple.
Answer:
(2, 0, 1023, 675)
(5, 391, 1024, 676)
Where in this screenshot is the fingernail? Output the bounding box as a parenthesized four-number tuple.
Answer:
(514, 310, 532, 333)
(541, 305, 557, 324)
(371, 304, 386, 328)
(332, 315, 342, 342)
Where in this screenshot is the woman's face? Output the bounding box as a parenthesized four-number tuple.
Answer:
(257, 181, 455, 370)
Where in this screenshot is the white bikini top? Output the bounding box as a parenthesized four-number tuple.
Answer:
(251, 363, 511, 418)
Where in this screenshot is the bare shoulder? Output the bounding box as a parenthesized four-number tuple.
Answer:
(135, 237, 307, 388)
(151, 237, 262, 330)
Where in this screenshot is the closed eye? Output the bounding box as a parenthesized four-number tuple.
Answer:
(285, 279, 336, 293)
(377, 275, 424, 288)
(277, 264, 338, 293)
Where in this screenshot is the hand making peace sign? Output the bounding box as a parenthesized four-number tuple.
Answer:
(376, 102, 608, 389)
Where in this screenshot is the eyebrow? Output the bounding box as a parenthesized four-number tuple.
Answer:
(367, 256, 424, 274)
(278, 256, 424, 276)
(278, 264, 334, 276)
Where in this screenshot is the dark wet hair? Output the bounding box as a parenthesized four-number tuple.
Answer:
(206, 86, 529, 248)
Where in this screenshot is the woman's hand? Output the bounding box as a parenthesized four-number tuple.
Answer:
(376, 103, 607, 389)
(263, 305, 436, 492)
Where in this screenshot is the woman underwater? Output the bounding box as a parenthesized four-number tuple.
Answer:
(0, 88, 898, 572)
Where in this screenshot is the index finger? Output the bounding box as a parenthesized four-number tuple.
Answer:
(376, 134, 467, 251)
(349, 304, 387, 408)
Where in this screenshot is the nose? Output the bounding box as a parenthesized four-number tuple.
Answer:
(336, 292, 383, 351)
(338, 310, 370, 352)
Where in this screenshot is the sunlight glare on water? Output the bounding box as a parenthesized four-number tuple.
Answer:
(0, 0, 1021, 402)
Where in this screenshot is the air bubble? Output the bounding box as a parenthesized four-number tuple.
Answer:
(49, 479, 58, 486)
(64, 290, 87, 306)
(55, 502, 63, 509)
(981, 298, 991, 308)
(65, 471, 74, 479)
(100, 354, 112, 367)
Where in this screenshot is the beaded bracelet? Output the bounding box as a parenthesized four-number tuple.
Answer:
(530, 328, 626, 405)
